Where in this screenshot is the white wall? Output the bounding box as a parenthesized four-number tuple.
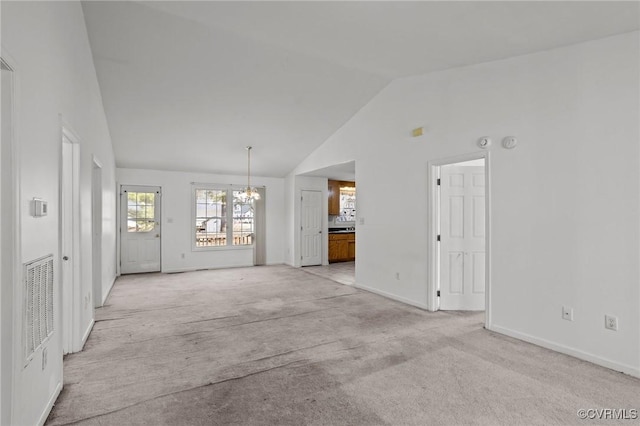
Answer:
(283, 174, 296, 266)
(116, 168, 285, 272)
(290, 33, 640, 376)
(1, 1, 117, 424)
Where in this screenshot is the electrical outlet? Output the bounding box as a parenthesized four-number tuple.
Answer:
(395, 272, 400, 280)
(181, 253, 185, 259)
(605, 315, 618, 331)
(562, 306, 573, 321)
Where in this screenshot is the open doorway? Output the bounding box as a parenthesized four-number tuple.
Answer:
(428, 154, 491, 323)
(298, 160, 356, 270)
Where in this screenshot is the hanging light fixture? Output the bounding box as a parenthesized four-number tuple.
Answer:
(238, 146, 260, 203)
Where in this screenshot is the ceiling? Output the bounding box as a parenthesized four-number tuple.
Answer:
(82, 1, 639, 177)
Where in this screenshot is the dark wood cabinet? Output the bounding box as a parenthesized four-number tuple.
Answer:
(328, 180, 355, 216)
(329, 232, 355, 263)
(328, 180, 340, 215)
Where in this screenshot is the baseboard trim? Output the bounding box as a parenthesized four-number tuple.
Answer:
(354, 283, 430, 310)
(81, 318, 95, 349)
(489, 324, 640, 378)
(37, 380, 62, 426)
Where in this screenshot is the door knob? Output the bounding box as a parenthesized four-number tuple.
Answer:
(63, 256, 69, 261)
(155, 234, 160, 238)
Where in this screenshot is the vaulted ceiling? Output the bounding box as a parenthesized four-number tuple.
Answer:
(82, 1, 639, 177)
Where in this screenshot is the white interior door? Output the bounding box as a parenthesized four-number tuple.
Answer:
(121, 185, 161, 274)
(301, 190, 322, 266)
(61, 137, 75, 352)
(92, 161, 103, 306)
(439, 165, 485, 310)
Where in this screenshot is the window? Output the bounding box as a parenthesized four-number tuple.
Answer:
(127, 191, 156, 232)
(194, 186, 254, 248)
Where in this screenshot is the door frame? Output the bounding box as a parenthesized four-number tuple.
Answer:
(59, 124, 82, 353)
(427, 151, 492, 328)
(1, 52, 20, 426)
(300, 189, 323, 266)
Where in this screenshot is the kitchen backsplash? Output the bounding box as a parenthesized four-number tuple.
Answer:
(328, 215, 355, 228)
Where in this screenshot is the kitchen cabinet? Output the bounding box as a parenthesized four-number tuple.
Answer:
(328, 180, 355, 217)
(348, 240, 356, 259)
(329, 232, 355, 263)
(328, 180, 340, 215)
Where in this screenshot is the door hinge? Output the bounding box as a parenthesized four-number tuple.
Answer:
(437, 290, 441, 297)
(437, 178, 441, 186)
(437, 235, 441, 242)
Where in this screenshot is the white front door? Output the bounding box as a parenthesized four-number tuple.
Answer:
(301, 190, 322, 266)
(121, 185, 161, 274)
(439, 165, 485, 310)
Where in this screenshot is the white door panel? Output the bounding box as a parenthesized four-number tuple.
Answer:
(440, 166, 485, 310)
(121, 185, 161, 274)
(301, 190, 322, 266)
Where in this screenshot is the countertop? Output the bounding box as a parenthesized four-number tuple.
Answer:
(328, 229, 356, 234)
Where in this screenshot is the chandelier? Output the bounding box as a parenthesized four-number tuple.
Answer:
(237, 146, 260, 203)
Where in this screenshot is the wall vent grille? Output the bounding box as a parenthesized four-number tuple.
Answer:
(24, 254, 54, 362)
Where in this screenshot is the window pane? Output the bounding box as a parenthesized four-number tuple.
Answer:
(195, 188, 228, 247)
(127, 192, 156, 233)
(232, 192, 254, 245)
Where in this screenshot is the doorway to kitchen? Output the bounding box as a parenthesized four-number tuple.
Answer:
(297, 160, 356, 270)
(428, 154, 491, 324)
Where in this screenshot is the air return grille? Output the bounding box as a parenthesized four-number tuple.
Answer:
(24, 254, 54, 361)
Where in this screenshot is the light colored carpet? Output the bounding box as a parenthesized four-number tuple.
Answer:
(47, 265, 639, 425)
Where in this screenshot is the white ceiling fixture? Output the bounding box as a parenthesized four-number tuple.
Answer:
(82, 1, 640, 177)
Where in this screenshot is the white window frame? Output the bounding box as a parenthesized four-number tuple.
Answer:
(191, 184, 254, 251)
